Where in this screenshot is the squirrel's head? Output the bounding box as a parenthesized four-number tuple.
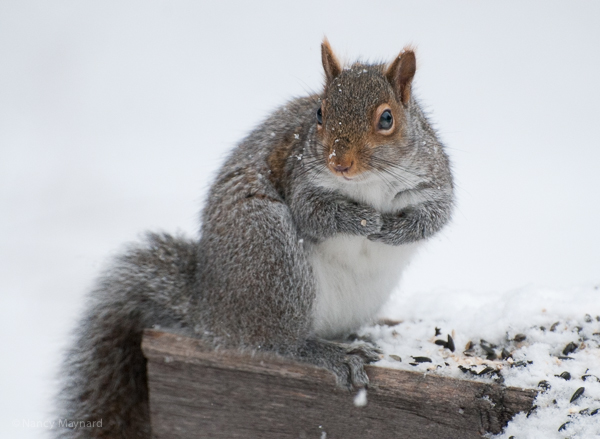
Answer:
(316, 39, 416, 181)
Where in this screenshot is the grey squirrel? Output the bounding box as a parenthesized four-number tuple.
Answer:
(57, 40, 454, 438)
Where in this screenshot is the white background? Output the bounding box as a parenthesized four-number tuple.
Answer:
(1, 1, 599, 437)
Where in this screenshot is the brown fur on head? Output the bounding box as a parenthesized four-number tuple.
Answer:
(317, 39, 417, 180)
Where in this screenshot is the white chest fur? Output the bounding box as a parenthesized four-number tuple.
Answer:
(309, 169, 426, 337)
(309, 236, 420, 338)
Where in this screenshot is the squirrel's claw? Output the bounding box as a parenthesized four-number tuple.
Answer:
(347, 343, 383, 363)
(342, 343, 382, 389)
(300, 339, 381, 390)
(367, 233, 383, 242)
(345, 355, 370, 389)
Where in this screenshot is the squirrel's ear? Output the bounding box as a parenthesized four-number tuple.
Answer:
(321, 38, 342, 82)
(386, 49, 416, 104)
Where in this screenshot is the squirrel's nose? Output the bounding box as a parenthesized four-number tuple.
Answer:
(334, 162, 353, 173)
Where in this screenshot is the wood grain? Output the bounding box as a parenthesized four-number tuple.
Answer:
(142, 329, 536, 439)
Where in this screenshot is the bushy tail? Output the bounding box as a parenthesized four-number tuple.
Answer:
(56, 233, 198, 439)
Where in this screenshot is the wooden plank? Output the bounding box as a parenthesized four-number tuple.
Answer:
(142, 329, 537, 439)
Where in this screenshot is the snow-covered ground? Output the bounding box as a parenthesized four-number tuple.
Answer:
(368, 286, 600, 438)
(1, 2, 599, 438)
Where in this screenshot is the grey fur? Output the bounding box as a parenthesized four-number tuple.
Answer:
(56, 48, 453, 438)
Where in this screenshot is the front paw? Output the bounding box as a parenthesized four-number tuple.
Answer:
(367, 212, 406, 245)
(336, 201, 382, 236)
(347, 343, 383, 364)
(342, 356, 370, 390)
(300, 339, 382, 390)
(333, 343, 382, 390)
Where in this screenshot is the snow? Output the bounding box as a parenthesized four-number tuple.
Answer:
(362, 285, 600, 437)
(1, 1, 599, 439)
(353, 388, 368, 407)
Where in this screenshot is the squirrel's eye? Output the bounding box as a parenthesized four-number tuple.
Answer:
(316, 107, 323, 125)
(378, 110, 393, 130)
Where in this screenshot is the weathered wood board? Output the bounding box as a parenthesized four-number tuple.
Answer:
(142, 329, 536, 439)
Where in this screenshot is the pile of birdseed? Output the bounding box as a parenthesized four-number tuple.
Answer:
(360, 285, 600, 439)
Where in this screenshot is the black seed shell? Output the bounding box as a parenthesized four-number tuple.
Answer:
(434, 339, 448, 347)
(538, 380, 551, 392)
(582, 374, 600, 383)
(570, 387, 585, 403)
(558, 421, 570, 431)
(478, 366, 496, 376)
(447, 334, 455, 352)
(563, 342, 578, 356)
(526, 405, 537, 418)
(514, 333, 526, 342)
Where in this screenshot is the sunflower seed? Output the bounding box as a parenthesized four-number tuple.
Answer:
(563, 342, 578, 356)
(558, 421, 570, 431)
(538, 380, 551, 392)
(570, 387, 585, 403)
(447, 334, 455, 352)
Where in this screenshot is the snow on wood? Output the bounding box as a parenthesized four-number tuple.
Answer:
(142, 329, 536, 439)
